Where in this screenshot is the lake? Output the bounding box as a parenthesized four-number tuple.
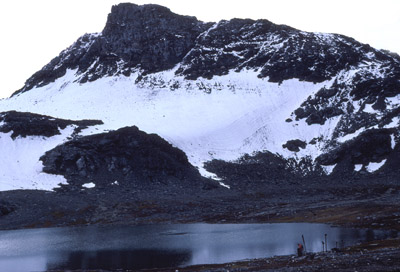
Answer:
(0, 223, 396, 271)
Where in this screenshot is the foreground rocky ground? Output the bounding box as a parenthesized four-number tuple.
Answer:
(159, 242, 400, 272)
(0, 173, 399, 271)
(1, 174, 399, 230)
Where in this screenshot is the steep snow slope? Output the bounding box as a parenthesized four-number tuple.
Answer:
(0, 68, 331, 175)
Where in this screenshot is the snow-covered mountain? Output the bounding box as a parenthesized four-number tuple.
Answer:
(1, 3, 399, 191)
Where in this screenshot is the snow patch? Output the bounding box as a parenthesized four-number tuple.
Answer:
(321, 164, 336, 175)
(365, 160, 387, 173)
(391, 134, 396, 149)
(386, 95, 400, 110)
(363, 103, 376, 114)
(82, 182, 96, 189)
(337, 128, 366, 143)
(197, 168, 222, 181)
(354, 164, 363, 172)
(219, 182, 231, 189)
(384, 117, 399, 129)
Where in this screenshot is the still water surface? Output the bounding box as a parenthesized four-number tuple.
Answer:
(0, 223, 395, 271)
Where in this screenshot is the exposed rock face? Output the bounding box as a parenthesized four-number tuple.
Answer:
(315, 128, 399, 178)
(40, 126, 209, 190)
(294, 65, 400, 127)
(0, 111, 102, 138)
(0, 200, 15, 216)
(176, 20, 370, 83)
(204, 151, 325, 189)
(204, 152, 288, 187)
(14, 4, 211, 94)
(317, 129, 393, 166)
(102, 4, 211, 74)
(15, 3, 400, 95)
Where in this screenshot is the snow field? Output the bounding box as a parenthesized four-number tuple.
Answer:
(0, 127, 75, 191)
(0, 65, 392, 187)
(0, 69, 334, 173)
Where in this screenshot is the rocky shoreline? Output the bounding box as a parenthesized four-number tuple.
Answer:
(159, 242, 400, 272)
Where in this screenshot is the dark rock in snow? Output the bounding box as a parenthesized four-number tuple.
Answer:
(40, 126, 211, 191)
(294, 65, 400, 127)
(317, 129, 393, 166)
(332, 112, 379, 139)
(283, 139, 307, 152)
(176, 20, 369, 83)
(0, 111, 103, 139)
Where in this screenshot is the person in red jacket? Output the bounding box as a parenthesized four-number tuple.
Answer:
(297, 243, 304, 257)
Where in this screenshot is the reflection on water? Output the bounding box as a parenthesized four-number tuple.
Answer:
(0, 223, 396, 271)
(46, 249, 192, 271)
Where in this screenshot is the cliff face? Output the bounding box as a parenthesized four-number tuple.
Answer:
(102, 4, 211, 74)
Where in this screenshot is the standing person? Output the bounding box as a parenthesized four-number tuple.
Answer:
(297, 243, 304, 257)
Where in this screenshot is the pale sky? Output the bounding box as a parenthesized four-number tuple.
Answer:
(0, 0, 399, 98)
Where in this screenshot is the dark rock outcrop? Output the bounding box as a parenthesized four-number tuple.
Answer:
(205, 152, 292, 189)
(40, 126, 209, 190)
(102, 4, 211, 74)
(206, 129, 398, 183)
(176, 20, 373, 83)
(0, 200, 15, 216)
(317, 129, 394, 168)
(294, 65, 400, 127)
(283, 139, 307, 152)
(0, 111, 102, 139)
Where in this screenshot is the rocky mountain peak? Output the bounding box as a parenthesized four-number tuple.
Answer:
(13, 3, 212, 95)
(15, 2, 399, 97)
(103, 3, 193, 34)
(100, 3, 211, 74)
